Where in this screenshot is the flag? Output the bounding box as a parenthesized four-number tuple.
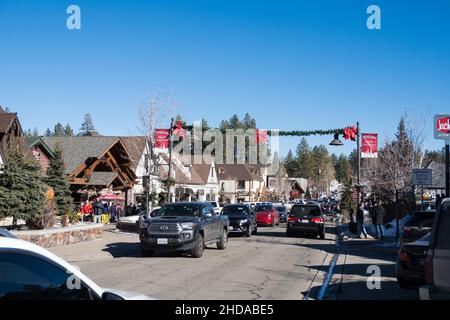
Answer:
(256, 129, 268, 144)
(361, 133, 378, 158)
(154, 129, 170, 149)
(172, 121, 185, 138)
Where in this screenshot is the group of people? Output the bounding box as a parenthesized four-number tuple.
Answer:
(78, 198, 124, 224)
(350, 199, 386, 240)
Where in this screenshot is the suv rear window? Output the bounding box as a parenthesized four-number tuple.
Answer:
(255, 205, 272, 212)
(290, 205, 321, 217)
(222, 206, 250, 216)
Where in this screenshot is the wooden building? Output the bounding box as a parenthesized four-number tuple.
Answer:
(0, 106, 24, 167)
(43, 136, 137, 193)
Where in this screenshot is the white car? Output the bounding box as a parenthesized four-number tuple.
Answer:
(208, 201, 221, 215)
(0, 237, 152, 300)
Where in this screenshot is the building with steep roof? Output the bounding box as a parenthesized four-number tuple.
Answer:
(0, 106, 24, 168)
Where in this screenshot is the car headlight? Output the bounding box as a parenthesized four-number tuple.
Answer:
(181, 222, 195, 230)
(239, 219, 248, 225)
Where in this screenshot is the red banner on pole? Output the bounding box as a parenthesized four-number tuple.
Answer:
(154, 129, 170, 149)
(361, 133, 378, 158)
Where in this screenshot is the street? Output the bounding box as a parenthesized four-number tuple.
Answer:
(48, 223, 417, 300)
(50, 224, 334, 300)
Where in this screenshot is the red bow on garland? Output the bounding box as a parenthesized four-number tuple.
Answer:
(172, 121, 185, 138)
(343, 126, 357, 141)
(256, 129, 268, 144)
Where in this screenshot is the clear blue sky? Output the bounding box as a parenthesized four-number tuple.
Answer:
(0, 0, 449, 156)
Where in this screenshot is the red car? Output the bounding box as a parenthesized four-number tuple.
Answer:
(255, 204, 280, 227)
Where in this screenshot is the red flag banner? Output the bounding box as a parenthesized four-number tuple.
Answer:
(361, 133, 378, 158)
(154, 129, 170, 149)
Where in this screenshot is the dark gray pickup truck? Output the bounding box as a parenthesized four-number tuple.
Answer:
(139, 202, 229, 258)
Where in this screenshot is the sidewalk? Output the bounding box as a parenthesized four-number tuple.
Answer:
(324, 223, 418, 300)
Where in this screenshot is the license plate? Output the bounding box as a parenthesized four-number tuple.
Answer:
(157, 238, 168, 245)
(229, 226, 234, 231)
(301, 219, 309, 224)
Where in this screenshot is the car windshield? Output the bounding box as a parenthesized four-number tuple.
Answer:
(290, 206, 321, 217)
(255, 205, 272, 212)
(156, 204, 201, 217)
(276, 207, 286, 212)
(209, 202, 218, 207)
(222, 206, 250, 216)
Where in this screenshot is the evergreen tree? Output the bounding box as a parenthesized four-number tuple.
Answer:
(64, 124, 74, 136)
(79, 113, 98, 136)
(284, 150, 296, 177)
(44, 128, 53, 137)
(53, 122, 65, 136)
(294, 138, 313, 178)
(0, 144, 46, 228)
(45, 145, 73, 215)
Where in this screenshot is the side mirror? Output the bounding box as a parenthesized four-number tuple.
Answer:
(102, 291, 126, 300)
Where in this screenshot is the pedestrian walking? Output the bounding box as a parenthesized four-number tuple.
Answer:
(356, 201, 368, 239)
(92, 197, 103, 224)
(110, 202, 118, 222)
(373, 201, 386, 240)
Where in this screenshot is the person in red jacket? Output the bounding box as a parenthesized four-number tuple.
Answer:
(81, 200, 93, 222)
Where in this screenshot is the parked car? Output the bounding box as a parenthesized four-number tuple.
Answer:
(139, 202, 229, 258)
(255, 204, 280, 227)
(420, 198, 450, 300)
(401, 210, 436, 245)
(221, 204, 257, 237)
(0, 237, 150, 300)
(208, 201, 221, 215)
(396, 233, 430, 289)
(0, 228, 16, 239)
(275, 206, 288, 223)
(286, 204, 325, 239)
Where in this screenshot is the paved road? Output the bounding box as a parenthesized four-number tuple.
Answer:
(50, 223, 335, 300)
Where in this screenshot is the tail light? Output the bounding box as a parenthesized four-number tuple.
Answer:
(399, 250, 412, 263)
(424, 252, 434, 285)
(311, 217, 324, 224)
(288, 216, 298, 222)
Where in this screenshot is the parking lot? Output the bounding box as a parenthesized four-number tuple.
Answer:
(49, 224, 335, 300)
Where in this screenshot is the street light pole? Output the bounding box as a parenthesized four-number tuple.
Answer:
(446, 143, 449, 197)
(356, 121, 361, 203)
(167, 118, 174, 203)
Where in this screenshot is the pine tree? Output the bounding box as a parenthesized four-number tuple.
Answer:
(0, 144, 46, 228)
(294, 138, 313, 178)
(44, 128, 53, 137)
(45, 145, 73, 215)
(284, 150, 296, 177)
(53, 122, 65, 136)
(64, 124, 74, 136)
(79, 113, 98, 136)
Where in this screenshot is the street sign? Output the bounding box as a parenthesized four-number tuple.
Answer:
(434, 114, 450, 144)
(412, 169, 432, 186)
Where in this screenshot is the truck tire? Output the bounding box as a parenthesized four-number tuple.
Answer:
(252, 226, 258, 235)
(191, 233, 204, 258)
(319, 232, 325, 240)
(140, 245, 154, 257)
(217, 229, 228, 250)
